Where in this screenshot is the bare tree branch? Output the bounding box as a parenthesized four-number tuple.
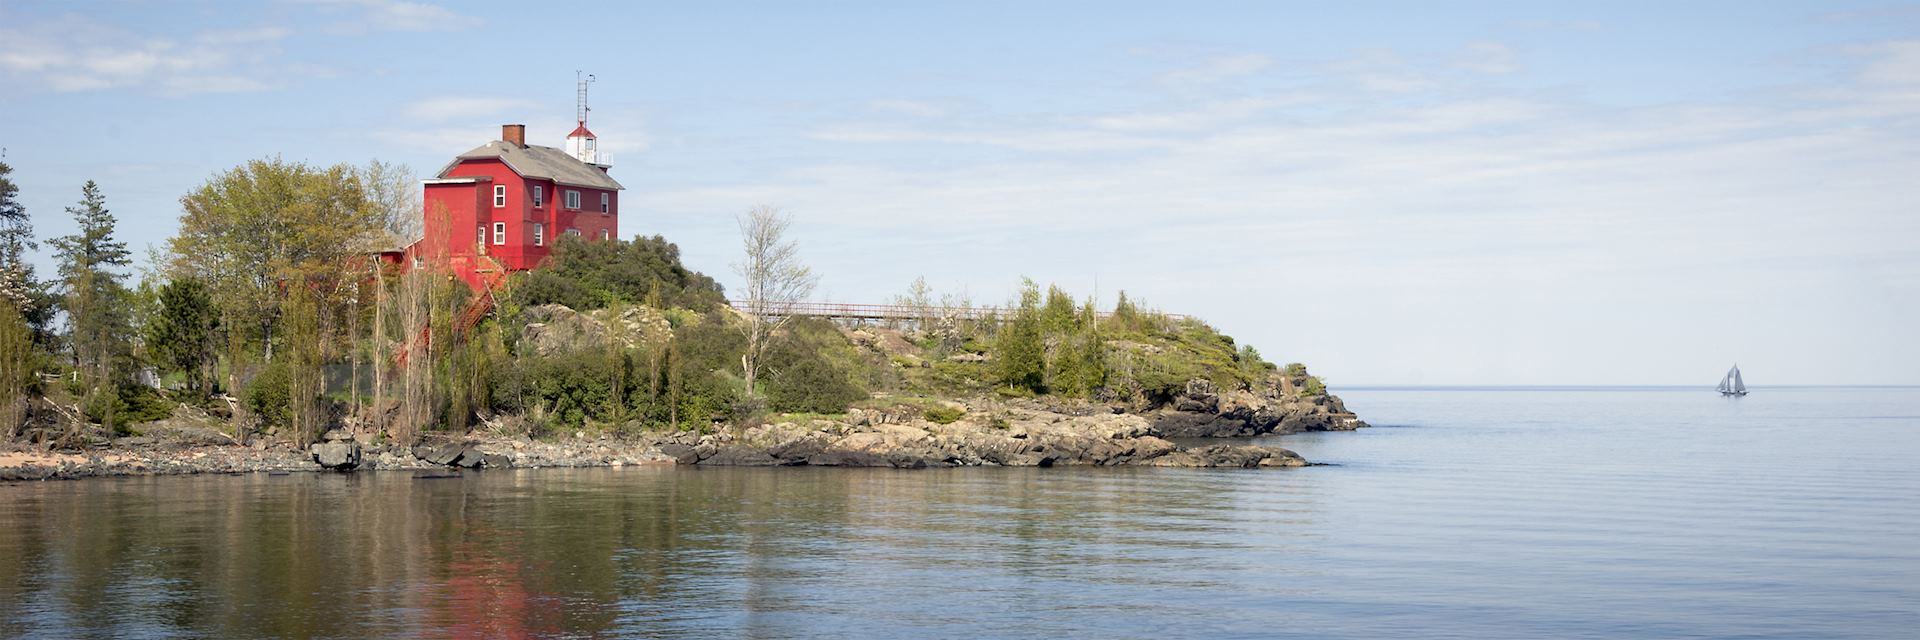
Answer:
(733, 205, 817, 398)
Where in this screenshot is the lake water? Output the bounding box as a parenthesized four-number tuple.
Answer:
(2, 387, 1916, 639)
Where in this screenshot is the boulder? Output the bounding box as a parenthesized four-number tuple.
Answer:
(310, 442, 362, 470)
(413, 441, 468, 466)
(452, 448, 486, 468)
(804, 449, 894, 467)
(766, 437, 828, 465)
(413, 441, 496, 467)
(1175, 378, 1219, 412)
(657, 443, 701, 465)
(1144, 444, 1304, 468)
(698, 446, 780, 466)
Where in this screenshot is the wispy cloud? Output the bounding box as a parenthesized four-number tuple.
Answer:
(0, 14, 289, 95)
(1160, 53, 1272, 85)
(197, 26, 296, 45)
(869, 99, 951, 118)
(403, 96, 543, 122)
(1857, 39, 1920, 87)
(1329, 49, 1433, 93)
(649, 40, 1920, 383)
(297, 0, 483, 33)
(1459, 42, 1520, 74)
(0, 2, 481, 95)
(1502, 19, 1604, 32)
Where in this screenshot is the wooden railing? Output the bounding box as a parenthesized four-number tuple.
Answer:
(726, 300, 1187, 323)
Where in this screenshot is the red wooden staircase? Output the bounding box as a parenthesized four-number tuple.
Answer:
(393, 257, 509, 368)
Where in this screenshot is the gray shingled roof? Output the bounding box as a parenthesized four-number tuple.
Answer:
(438, 141, 624, 191)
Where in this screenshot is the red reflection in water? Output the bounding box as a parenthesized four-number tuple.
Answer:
(428, 539, 557, 639)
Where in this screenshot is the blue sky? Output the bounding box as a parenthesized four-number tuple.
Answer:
(2, 1, 1917, 385)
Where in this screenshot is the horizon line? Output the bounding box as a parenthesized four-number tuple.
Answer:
(1331, 384, 1920, 390)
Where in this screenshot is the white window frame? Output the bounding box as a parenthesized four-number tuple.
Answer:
(492, 222, 506, 245)
(600, 193, 610, 214)
(532, 185, 544, 208)
(600, 229, 610, 241)
(566, 228, 582, 237)
(476, 225, 485, 247)
(564, 189, 582, 210)
(493, 185, 506, 208)
(533, 223, 544, 247)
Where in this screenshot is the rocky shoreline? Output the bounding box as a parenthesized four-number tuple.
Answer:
(3, 381, 1364, 481)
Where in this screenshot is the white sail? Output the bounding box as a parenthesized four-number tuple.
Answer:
(1718, 364, 1747, 395)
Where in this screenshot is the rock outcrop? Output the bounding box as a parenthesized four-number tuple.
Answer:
(662, 404, 1306, 469)
(519, 304, 672, 357)
(1149, 375, 1368, 438)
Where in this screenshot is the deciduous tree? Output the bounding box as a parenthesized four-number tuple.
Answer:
(0, 161, 49, 333)
(995, 279, 1045, 393)
(0, 160, 35, 299)
(0, 304, 33, 438)
(170, 158, 382, 361)
(732, 205, 817, 398)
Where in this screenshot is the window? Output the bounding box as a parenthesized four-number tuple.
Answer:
(532, 185, 544, 207)
(412, 256, 423, 268)
(493, 185, 506, 208)
(600, 229, 610, 241)
(566, 228, 582, 237)
(492, 222, 506, 245)
(564, 189, 582, 209)
(600, 193, 610, 214)
(533, 223, 544, 247)
(476, 225, 485, 247)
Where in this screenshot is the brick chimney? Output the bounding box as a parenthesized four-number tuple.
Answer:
(501, 124, 526, 148)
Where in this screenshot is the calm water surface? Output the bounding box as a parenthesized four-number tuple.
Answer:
(2, 387, 1916, 639)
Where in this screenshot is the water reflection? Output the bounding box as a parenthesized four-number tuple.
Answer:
(0, 466, 1302, 638)
(7, 389, 1919, 638)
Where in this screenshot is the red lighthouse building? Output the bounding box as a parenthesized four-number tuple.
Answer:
(408, 122, 622, 289)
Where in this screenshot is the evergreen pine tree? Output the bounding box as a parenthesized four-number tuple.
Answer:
(145, 278, 221, 393)
(51, 181, 133, 387)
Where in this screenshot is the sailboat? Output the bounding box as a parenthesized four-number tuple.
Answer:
(1718, 365, 1748, 397)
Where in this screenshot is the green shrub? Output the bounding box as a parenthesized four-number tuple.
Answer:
(764, 350, 864, 413)
(994, 384, 1035, 398)
(923, 405, 964, 424)
(244, 361, 291, 429)
(491, 350, 620, 430)
(491, 309, 750, 433)
(515, 235, 726, 312)
(762, 319, 870, 414)
(117, 385, 174, 425)
(80, 387, 127, 432)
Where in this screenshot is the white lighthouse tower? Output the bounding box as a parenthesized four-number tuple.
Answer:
(565, 72, 607, 168)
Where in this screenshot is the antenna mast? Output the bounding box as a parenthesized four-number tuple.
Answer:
(575, 70, 595, 125)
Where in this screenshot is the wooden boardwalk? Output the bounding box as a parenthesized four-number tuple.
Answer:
(727, 300, 1187, 323)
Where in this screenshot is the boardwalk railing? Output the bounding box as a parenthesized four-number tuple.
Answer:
(727, 300, 1187, 324)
